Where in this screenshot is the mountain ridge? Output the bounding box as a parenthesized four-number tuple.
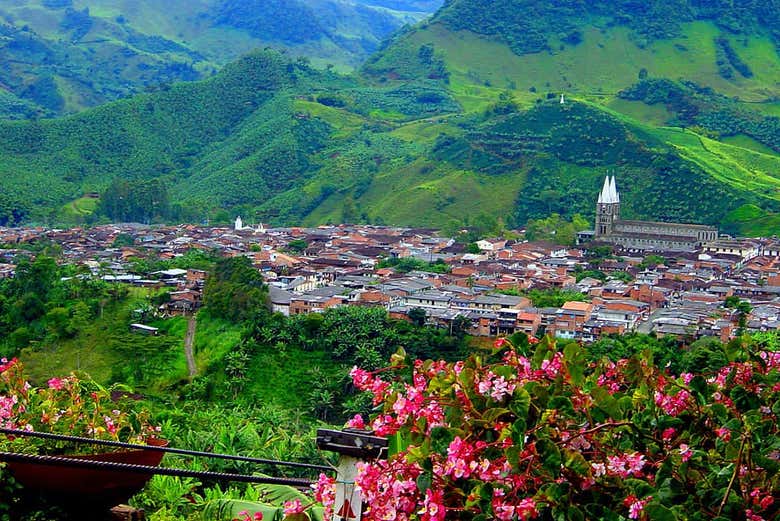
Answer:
(0, 0, 437, 116)
(0, 0, 779, 236)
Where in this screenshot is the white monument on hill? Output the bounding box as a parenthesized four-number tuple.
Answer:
(234, 216, 243, 231)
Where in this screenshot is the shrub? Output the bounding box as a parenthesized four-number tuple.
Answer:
(343, 336, 780, 520)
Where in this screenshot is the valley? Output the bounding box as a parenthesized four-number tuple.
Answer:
(0, 2, 780, 519)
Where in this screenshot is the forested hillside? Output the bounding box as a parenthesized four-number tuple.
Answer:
(0, 0, 429, 116)
(0, 0, 779, 234)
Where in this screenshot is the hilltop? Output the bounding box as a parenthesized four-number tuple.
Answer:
(0, 0, 778, 235)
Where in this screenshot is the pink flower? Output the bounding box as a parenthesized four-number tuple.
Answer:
(715, 427, 731, 442)
(476, 371, 516, 402)
(492, 491, 538, 521)
(540, 353, 564, 378)
(233, 511, 263, 521)
(661, 427, 676, 441)
(494, 338, 507, 348)
(516, 498, 539, 521)
(418, 489, 446, 521)
(678, 444, 692, 462)
(607, 452, 646, 478)
(445, 436, 477, 479)
(312, 473, 336, 519)
(283, 499, 305, 516)
(346, 414, 366, 430)
(47, 377, 64, 391)
(623, 495, 650, 519)
(654, 389, 691, 416)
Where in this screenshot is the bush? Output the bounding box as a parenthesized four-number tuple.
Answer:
(344, 335, 780, 520)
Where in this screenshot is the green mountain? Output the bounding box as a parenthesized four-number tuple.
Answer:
(0, 0, 431, 116)
(0, 0, 779, 235)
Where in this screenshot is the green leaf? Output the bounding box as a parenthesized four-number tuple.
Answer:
(482, 407, 511, 424)
(563, 448, 590, 475)
(548, 396, 575, 415)
(388, 431, 410, 456)
(644, 502, 678, 521)
(202, 500, 284, 521)
(591, 385, 623, 420)
(730, 385, 760, 412)
(532, 341, 551, 369)
(506, 444, 522, 470)
(537, 439, 562, 475)
(617, 395, 634, 417)
(509, 387, 531, 419)
(689, 375, 708, 402)
(563, 343, 585, 386)
(430, 426, 454, 455)
(511, 418, 527, 448)
(416, 471, 432, 493)
(567, 505, 585, 521)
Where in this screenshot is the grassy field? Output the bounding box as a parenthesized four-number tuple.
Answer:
(392, 21, 780, 102)
(21, 287, 189, 390)
(245, 343, 345, 411)
(723, 204, 780, 237)
(60, 196, 100, 220)
(191, 310, 243, 372)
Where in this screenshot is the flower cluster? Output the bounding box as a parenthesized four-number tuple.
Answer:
(0, 359, 157, 455)
(343, 336, 780, 521)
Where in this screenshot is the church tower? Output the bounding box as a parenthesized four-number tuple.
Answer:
(594, 176, 620, 239)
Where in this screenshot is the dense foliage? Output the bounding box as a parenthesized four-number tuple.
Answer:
(0, 2, 779, 234)
(434, 0, 780, 56)
(433, 101, 750, 227)
(99, 178, 171, 224)
(620, 79, 780, 155)
(0, 358, 157, 455)
(0, 256, 123, 357)
(203, 257, 269, 323)
(0, 0, 426, 115)
(345, 334, 780, 520)
(376, 256, 451, 274)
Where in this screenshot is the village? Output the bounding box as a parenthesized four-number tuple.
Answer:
(0, 220, 779, 343)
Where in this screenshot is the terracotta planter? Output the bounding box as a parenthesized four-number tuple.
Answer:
(6, 438, 168, 508)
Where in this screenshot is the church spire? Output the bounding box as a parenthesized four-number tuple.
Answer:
(610, 176, 619, 203)
(598, 176, 610, 204)
(599, 176, 620, 204)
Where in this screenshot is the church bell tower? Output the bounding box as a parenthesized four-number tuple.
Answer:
(595, 176, 620, 239)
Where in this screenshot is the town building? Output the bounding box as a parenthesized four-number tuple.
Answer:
(582, 177, 718, 252)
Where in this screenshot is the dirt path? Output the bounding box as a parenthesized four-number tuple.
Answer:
(184, 315, 197, 379)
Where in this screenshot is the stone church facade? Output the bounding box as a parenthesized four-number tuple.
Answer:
(589, 177, 717, 252)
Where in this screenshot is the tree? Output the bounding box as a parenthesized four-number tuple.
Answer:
(640, 254, 665, 269)
(203, 257, 268, 322)
(99, 178, 171, 223)
(525, 214, 589, 246)
(408, 307, 427, 327)
(112, 233, 135, 248)
(285, 239, 308, 254)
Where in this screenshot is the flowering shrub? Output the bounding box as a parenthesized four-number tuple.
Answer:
(345, 336, 779, 520)
(0, 357, 158, 454)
